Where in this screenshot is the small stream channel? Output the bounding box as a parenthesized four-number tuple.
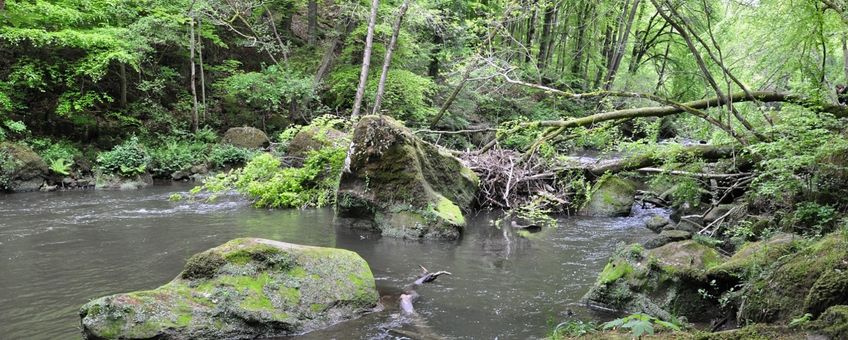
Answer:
(0, 183, 657, 339)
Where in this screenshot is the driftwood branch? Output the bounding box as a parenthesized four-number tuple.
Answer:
(399, 265, 452, 315)
(636, 167, 751, 179)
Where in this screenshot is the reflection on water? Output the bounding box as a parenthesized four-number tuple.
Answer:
(0, 183, 655, 339)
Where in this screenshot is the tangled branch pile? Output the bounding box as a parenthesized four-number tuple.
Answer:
(461, 148, 572, 211)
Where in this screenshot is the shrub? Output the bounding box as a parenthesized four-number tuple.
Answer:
(149, 140, 207, 176)
(192, 145, 346, 208)
(96, 137, 151, 176)
(209, 144, 257, 168)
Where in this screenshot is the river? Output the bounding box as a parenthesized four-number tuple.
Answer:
(0, 183, 656, 339)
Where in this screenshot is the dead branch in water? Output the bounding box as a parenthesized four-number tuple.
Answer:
(400, 265, 452, 315)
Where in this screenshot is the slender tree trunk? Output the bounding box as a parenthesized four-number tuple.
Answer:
(351, 0, 380, 119)
(119, 63, 127, 108)
(525, 0, 538, 63)
(198, 15, 207, 122)
(842, 34, 848, 82)
(429, 33, 443, 78)
(571, 3, 590, 88)
(430, 61, 475, 128)
(308, 0, 318, 45)
(189, 15, 199, 132)
(603, 0, 641, 90)
(536, 1, 555, 72)
(372, 0, 411, 116)
(315, 19, 356, 86)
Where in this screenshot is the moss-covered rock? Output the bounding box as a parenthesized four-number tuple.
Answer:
(222, 127, 270, 149)
(0, 142, 48, 192)
(583, 240, 726, 322)
(80, 238, 379, 339)
(738, 231, 848, 324)
(643, 230, 692, 249)
(581, 175, 636, 217)
(807, 305, 848, 339)
(706, 233, 798, 282)
(336, 115, 479, 239)
(286, 125, 348, 166)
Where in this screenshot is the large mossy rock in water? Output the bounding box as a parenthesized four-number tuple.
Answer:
(738, 231, 848, 324)
(336, 115, 479, 239)
(79, 238, 379, 339)
(581, 175, 636, 217)
(0, 142, 48, 192)
(584, 240, 726, 322)
(286, 125, 349, 166)
(222, 127, 270, 149)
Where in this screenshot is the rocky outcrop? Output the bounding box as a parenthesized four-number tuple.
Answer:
(584, 240, 726, 322)
(581, 176, 636, 217)
(0, 142, 48, 192)
(706, 233, 798, 282)
(643, 230, 692, 249)
(80, 238, 379, 339)
(336, 115, 479, 240)
(222, 127, 270, 149)
(738, 232, 848, 323)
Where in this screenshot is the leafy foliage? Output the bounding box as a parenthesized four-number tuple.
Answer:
(602, 313, 681, 338)
(96, 137, 150, 176)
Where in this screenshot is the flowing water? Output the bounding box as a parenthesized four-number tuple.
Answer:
(0, 183, 657, 339)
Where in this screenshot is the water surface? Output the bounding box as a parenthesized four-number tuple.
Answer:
(0, 184, 655, 339)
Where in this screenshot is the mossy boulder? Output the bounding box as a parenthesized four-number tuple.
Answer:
(706, 233, 798, 282)
(0, 142, 48, 192)
(643, 230, 692, 249)
(286, 125, 348, 166)
(807, 305, 848, 339)
(336, 115, 479, 240)
(581, 176, 636, 217)
(738, 232, 848, 324)
(584, 240, 726, 322)
(222, 127, 270, 149)
(80, 238, 379, 339)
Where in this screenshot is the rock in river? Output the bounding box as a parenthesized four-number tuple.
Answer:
(80, 238, 379, 339)
(336, 115, 479, 240)
(0, 142, 48, 192)
(580, 175, 636, 217)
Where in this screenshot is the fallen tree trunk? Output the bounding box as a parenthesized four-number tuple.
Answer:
(530, 91, 848, 130)
(564, 145, 739, 175)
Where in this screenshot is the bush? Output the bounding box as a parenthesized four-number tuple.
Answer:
(193, 145, 346, 208)
(149, 139, 207, 176)
(327, 66, 435, 124)
(209, 144, 257, 168)
(96, 137, 151, 176)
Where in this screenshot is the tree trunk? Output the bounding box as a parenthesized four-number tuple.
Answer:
(315, 19, 356, 86)
(430, 61, 475, 128)
(119, 63, 127, 108)
(308, 0, 318, 45)
(189, 15, 199, 132)
(842, 33, 848, 82)
(351, 0, 380, 119)
(603, 0, 641, 90)
(536, 1, 555, 72)
(429, 33, 442, 78)
(198, 15, 207, 122)
(372, 0, 411, 116)
(525, 0, 538, 63)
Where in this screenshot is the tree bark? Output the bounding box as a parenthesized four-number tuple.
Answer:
(536, 1, 556, 72)
(315, 19, 356, 86)
(189, 15, 199, 132)
(351, 0, 380, 119)
(430, 60, 475, 128)
(198, 15, 207, 122)
(119, 63, 127, 108)
(603, 0, 641, 90)
(372, 0, 411, 116)
(308, 0, 318, 45)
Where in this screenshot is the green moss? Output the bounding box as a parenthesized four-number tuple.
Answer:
(182, 251, 226, 280)
(598, 260, 634, 285)
(279, 286, 301, 304)
(431, 195, 464, 226)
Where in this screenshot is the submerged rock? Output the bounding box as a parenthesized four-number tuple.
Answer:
(584, 240, 726, 322)
(94, 173, 153, 190)
(336, 115, 479, 240)
(80, 238, 379, 339)
(738, 232, 848, 323)
(0, 142, 48, 192)
(581, 176, 636, 217)
(222, 127, 270, 149)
